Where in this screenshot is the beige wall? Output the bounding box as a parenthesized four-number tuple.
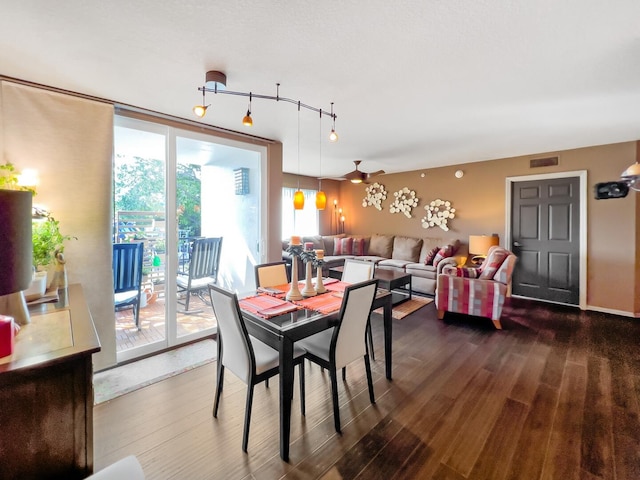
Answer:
(338, 142, 639, 316)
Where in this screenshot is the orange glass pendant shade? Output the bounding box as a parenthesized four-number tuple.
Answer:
(293, 190, 305, 209)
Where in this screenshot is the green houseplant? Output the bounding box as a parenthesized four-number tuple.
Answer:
(32, 214, 74, 269)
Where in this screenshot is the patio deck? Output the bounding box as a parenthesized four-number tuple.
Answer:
(115, 292, 217, 352)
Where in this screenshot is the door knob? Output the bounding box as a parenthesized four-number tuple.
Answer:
(513, 241, 522, 247)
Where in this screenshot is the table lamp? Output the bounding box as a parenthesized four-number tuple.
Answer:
(468, 234, 499, 265)
(0, 190, 33, 325)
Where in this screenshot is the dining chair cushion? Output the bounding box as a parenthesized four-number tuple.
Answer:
(177, 275, 215, 289)
(250, 336, 306, 375)
(256, 263, 288, 288)
(297, 328, 335, 362)
(114, 291, 139, 304)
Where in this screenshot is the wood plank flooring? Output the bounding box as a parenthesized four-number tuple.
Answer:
(93, 297, 640, 479)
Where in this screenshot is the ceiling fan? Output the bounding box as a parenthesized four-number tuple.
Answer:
(340, 160, 385, 184)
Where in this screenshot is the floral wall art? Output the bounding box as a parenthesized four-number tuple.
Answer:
(421, 198, 455, 231)
(362, 182, 387, 211)
(389, 187, 419, 218)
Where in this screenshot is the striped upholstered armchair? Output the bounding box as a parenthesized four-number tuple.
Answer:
(436, 246, 517, 329)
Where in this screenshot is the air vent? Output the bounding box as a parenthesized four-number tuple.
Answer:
(530, 157, 558, 168)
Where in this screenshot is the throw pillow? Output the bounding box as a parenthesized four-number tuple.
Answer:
(479, 248, 510, 279)
(334, 237, 353, 255)
(424, 246, 440, 265)
(443, 266, 480, 278)
(368, 234, 394, 258)
(432, 245, 453, 267)
(352, 238, 366, 256)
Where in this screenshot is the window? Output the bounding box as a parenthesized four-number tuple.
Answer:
(282, 187, 319, 238)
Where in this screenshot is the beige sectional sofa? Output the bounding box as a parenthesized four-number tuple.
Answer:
(282, 234, 465, 296)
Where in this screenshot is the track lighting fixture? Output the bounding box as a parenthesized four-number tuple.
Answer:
(192, 89, 210, 118)
(242, 93, 253, 127)
(193, 71, 338, 140)
(329, 102, 338, 142)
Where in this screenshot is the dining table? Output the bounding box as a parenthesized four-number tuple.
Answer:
(238, 279, 393, 462)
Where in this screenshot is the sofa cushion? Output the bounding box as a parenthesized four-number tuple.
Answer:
(405, 262, 437, 276)
(302, 235, 324, 250)
(352, 237, 366, 256)
(322, 234, 345, 256)
(368, 234, 394, 258)
(378, 258, 413, 269)
(392, 236, 423, 262)
(334, 237, 354, 255)
(357, 255, 387, 264)
(424, 246, 440, 265)
(433, 245, 455, 267)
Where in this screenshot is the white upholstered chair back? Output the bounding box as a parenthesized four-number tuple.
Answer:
(209, 285, 253, 384)
(255, 262, 288, 288)
(341, 259, 374, 284)
(333, 279, 378, 369)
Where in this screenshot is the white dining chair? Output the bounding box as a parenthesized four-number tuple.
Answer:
(85, 455, 145, 480)
(254, 261, 289, 289)
(297, 279, 378, 433)
(208, 284, 306, 452)
(341, 259, 376, 361)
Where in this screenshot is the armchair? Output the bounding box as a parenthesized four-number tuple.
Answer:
(436, 246, 517, 329)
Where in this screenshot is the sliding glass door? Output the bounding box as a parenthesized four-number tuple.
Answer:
(114, 116, 265, 362)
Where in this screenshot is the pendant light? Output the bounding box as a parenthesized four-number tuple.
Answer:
(242, 92, 253, 126)
(293, 102, 305, 210)
(315, 109, 327, 210)
(328, 102, 338, 142)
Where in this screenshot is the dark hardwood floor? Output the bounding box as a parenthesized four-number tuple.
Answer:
(93, 297, 640, 479)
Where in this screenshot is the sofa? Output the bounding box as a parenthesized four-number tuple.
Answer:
(282, 234, 465, 296)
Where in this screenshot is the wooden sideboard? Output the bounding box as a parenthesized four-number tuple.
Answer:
(0, 284, 101, 479)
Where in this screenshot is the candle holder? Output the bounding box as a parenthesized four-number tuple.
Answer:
(285, 243, 304, 301)
(313, 257, 327, 294)
(300, 249, 317, 297)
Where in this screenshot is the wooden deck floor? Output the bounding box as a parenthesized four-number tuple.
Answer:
(116, 294, 216, 352)
(95, 298, 640, 479)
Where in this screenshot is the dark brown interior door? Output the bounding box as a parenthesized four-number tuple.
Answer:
(511, 177, 580, 305)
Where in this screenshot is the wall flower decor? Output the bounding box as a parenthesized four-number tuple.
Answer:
(421, 198, 455, 231)
(362, 182, 387, 211)
(389, 187, 419, 218)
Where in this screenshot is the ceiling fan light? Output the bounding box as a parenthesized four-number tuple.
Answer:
(315, 190, 327, 209)
(350, 178, 362, 184)
(621, 161, 640, 179)
(293, 190, 305, 210)
(193, 104, 208, 118)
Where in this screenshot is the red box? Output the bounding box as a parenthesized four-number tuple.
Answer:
(0, 315, 15, 358)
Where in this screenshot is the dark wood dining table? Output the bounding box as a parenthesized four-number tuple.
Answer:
(239, 288, 393, 462)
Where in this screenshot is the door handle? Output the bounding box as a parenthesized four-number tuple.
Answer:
(513, 241, 522, 247)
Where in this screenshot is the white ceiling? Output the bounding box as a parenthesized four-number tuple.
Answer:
(2, 1, 640, 179)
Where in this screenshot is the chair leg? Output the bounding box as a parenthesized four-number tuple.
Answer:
(184, 289, 191, 311)
(329, 368, 341, 434)
(213, 365, 224, 417)
(437, 309, 445, 320)
(298, 363, 305, 416)
(265, 378, 269, 388)
(492, 319, 503, 330)
(342, 366, 346, 381)
(364, 354, 375, 404)
(242, 384, 255, 452)
(367, 323, 375, 361)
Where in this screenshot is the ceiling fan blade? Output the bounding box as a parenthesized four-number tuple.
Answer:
(366, 169, 385, 179)
(344, 170, 366, 181)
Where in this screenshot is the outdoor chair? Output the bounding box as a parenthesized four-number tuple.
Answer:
(177, 236, 223, 311)
(298, 279, 378, 433)
(208, 284, 306, 452)
(113, 242, 144, 330)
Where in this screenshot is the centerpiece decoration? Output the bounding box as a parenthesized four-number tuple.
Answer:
(313, 249, 327, 294)
(285, 236, 304, 301)
(300, 242, 317, 297)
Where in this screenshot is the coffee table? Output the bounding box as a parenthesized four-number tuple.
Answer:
(329, 266, 412, 306)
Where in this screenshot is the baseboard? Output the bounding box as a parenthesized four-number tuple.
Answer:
(586, 305, 639, 318)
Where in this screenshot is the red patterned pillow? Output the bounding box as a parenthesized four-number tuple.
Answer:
(479, 249, 509, 279)
(334, 237, 353, 255)
(352, 238, 366, 256)
(448, 267, 480, 278)
(424, 246, 440, 265)
(432, 245, 453, 267)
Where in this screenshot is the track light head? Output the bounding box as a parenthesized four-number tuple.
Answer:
(193, 104, 209, 118)
(329, 128, 339, 142)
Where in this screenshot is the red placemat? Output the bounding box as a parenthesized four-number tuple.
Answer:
(324, 281, 350, 293)
(295, 292, 343, 314)
(239, 294, 299, 318)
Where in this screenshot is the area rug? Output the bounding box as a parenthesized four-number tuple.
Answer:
(374, 296, 433, 319)
(93, 339, 216, 404)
